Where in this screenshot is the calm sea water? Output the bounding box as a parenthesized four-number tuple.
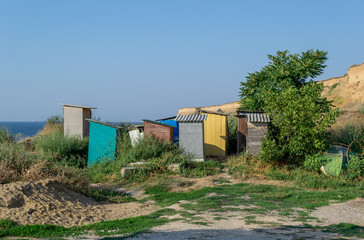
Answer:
(0, 121, 142, 139)
(0, 122, 46, 139)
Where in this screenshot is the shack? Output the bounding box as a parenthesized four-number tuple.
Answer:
(87, 119, 123, 166)
(143, 119, 174, 143)
(156, 116, 179, 143)
(176, 114, 208, 160)
(237, 111, 270, 154)
(200, 110, 228, 157)
(62, 104, 96, 139)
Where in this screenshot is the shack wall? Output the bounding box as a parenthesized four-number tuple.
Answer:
(159, 119, 179, 143)
(63, 107, 91, 138)
(88, 122, 118, 166)
(179, 122, 204, 159)
(203, 113, 227, 157)
(144, 121, 174, 143)
(246, 122, 268, 154)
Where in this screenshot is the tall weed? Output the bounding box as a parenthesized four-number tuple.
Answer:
(0, 143, 35, 183)
(0, 127, 15, 144)
(329, 124, 364, 154)
(34, 129, 88, 168)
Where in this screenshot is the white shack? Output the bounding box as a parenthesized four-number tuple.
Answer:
(62, 104, 97, 139)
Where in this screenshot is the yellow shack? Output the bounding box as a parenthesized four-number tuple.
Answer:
(200, 110, 228, 157)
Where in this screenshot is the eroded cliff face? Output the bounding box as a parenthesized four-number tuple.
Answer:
(320, 63, 364, 111)
(177, 101, 240, 115)
(178, 62, 364, 115)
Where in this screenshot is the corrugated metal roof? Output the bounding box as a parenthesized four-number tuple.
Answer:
(237, 112, 270, 123)
(237, 110, 264, 113)
(175, 114, 208, 122)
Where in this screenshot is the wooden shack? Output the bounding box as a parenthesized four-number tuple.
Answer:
(176, 114, 208, 160)
(143, 119, 174, 143)
(62, 104, 96, 139)
(237, 111, 270, 154)
(200, 110, 228, 157)
(156, 116, 179, 143)
(87, 119, 123, 166)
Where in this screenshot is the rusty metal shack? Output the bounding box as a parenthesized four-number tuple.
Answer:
(237, 111, 270, 154)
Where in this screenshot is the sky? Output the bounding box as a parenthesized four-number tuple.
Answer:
(1, 0, 364, 122)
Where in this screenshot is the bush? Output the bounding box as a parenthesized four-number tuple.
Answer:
(179, 160, 223, 178)
(34, 129, 88, 168)
(46, 115, 63, 125)
(0, 127, 15, 144)
(227, 152, 272, 178)
(87, 136, 191, 182)
(329, 124, 364, 154)
(345, 155, 364, 181)
(117, 136, 181, 167)
(0, 143, 35, 183)
(303, 153, 329, 172)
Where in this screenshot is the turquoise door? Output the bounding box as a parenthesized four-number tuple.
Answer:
(88, 121, 118, 166)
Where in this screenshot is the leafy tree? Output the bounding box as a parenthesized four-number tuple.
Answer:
(239, 50, 339, 165)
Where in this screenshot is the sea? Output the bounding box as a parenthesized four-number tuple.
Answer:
(0, 122, 46, 139)
(0, 121, 142, 140)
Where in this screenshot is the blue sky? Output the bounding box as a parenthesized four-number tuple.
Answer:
(1, 0, 363, 121)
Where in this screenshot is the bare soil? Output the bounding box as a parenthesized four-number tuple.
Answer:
(0, 179, 158, 227)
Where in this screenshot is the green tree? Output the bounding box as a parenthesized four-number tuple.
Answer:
(239, 50, 339, 165)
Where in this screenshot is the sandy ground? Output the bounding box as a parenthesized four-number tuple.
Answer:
(0, 177, 363, 239)
(0, 179, 158, 227)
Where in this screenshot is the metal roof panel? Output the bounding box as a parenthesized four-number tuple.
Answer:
(175, 114, 207, 122)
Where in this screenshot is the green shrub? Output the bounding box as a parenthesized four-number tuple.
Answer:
(0, 127, 15, 144)
(303, 153, 329, 172)
(34, 129, 88, 168)
(46, 115, 63, 125)
(359, 104, 364, 115)
(329, 124, 364, 154)
(0, 143, 35, 183)
(345, 155, 364, 181)
(117, 136, 181, 167)
(179, 160, 223, 178)
(87, 136, 191, 182)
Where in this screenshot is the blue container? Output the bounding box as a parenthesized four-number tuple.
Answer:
(158, 119, 179, 143)
(87, 120, 122, 166)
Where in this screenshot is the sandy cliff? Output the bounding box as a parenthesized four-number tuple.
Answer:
(178, 62, 364, 115)
(320, 62, 364, 111)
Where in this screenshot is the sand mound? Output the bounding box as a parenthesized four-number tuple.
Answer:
(0, 180, 158, 227)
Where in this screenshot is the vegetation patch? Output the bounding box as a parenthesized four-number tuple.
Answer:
(0, 209, 179, 238)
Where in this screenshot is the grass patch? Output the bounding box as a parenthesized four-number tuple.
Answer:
(145, 181, 364, 223)
(321, 223, 364, 238)
(212, 177, 231, 184)
(0, 209, 179, 238)
(79, 188, 136, 203)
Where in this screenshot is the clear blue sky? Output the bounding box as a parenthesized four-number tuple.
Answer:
(1, 0, 363, 122)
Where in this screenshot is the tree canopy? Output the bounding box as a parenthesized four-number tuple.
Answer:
(239, 50, 339, 164)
